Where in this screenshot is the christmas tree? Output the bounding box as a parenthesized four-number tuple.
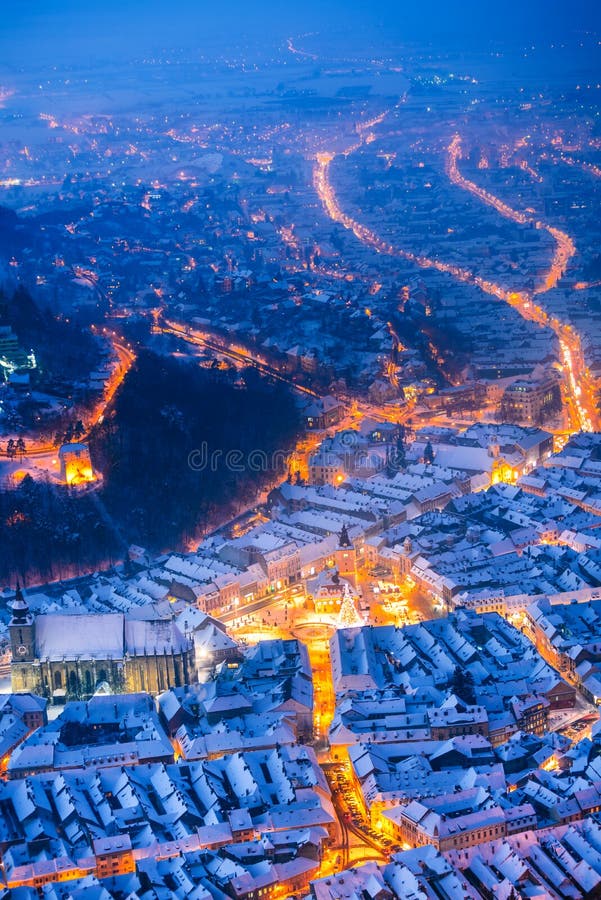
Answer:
(337, 581, 363, 629)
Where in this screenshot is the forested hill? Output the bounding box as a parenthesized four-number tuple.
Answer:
(0, 478, 120, 584)
(0, 352, 302, 585)
(91, 350, 302, 549)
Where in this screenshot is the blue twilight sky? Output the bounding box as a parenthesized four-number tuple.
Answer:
(0, 0, 599, 65)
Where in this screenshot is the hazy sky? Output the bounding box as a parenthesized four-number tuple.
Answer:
(0, 0, 599, 66)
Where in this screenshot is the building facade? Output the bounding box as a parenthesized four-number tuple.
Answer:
(9, 588, 195, 702)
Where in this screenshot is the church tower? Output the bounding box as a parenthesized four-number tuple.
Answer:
(335, 523, 358, 581)
(9, 584, 35, 663)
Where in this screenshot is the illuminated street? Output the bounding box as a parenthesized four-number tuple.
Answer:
(2, 4, 601, 898)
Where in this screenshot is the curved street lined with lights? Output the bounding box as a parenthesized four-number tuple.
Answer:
(313, 120, 598, 435)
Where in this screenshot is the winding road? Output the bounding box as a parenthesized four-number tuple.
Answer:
(0, 334, 135, 460)
(313, 114, 598, 434)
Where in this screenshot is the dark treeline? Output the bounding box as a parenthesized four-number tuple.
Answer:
(0, 351, 301, 586)
(91, 351, 301, 550)
(1, 285, 102, 383)
(0, 476, 120, 584)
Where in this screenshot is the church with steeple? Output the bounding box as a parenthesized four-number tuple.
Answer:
(9, 587, 195, 703)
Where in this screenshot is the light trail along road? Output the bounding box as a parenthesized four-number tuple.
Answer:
(162, 319, 319, 399)
(0, 333, 135, 460)
(313, 118, 598, 434)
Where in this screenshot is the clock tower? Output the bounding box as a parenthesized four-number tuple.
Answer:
(335, 523, 358, 581)
(9, 584, 35, 663)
